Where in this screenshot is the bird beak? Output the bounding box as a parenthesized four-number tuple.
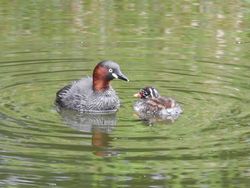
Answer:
(115, 71, 129, 82)
(133, 92, 141, 98)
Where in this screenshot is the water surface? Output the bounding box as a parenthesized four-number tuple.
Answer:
(0, 1, 250, 187)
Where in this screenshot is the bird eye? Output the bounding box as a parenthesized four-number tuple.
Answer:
(109, 68, 113, 73)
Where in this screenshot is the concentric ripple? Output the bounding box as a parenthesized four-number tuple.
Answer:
(0, 52, 249, 187)
(1, 0, 250, 186)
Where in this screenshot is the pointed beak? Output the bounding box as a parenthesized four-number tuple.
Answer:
(114, 70, 129, 82)
(118, 73, 129, 82)
(133, 92, 141, 98)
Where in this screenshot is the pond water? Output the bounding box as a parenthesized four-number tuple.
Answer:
(0, 1, 250, 187)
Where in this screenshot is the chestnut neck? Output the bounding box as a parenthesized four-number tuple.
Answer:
(92, 65, 110, 92)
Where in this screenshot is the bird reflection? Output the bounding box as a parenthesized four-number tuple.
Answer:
(57, 108, 118, 157)
(134, 111, 182, 126)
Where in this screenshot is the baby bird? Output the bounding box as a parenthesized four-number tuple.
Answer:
(133, 87, 182, 122)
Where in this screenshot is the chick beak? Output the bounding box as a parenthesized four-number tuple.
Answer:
(133, 92, 141, 98)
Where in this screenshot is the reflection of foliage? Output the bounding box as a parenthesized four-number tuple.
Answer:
(0, 0, 248, 61)
(0, 0, 249, 187)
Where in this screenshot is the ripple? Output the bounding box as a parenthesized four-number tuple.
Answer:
(0, 58, 89, 67)
(0, 56, 249, 187)
(1, 0, 250, 187)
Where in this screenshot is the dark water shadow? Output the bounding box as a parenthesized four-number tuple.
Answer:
(57, 108, 119, 157)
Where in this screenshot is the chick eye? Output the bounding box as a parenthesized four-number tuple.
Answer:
(109, 68, 113, 73)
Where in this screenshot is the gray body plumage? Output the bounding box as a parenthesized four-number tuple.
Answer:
(56, 77, 120, 113)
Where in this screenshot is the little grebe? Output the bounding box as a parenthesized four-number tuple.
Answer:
(133, 87, 182, 121)
(55, 60, 129, 113)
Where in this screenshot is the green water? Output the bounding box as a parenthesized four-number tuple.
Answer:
(0, 1, 250, 187)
